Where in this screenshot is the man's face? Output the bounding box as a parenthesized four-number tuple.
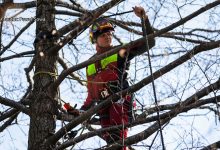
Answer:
(96, 31, 112, 48)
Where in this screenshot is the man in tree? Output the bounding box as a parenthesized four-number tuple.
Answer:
(80, 6, 155, 150)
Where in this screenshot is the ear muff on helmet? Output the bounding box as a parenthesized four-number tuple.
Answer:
(89, 18, 115, 44)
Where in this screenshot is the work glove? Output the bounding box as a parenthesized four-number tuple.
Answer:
(64, 103, 85, 116)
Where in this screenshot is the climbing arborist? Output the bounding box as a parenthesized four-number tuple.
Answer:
(78, 6, 155, 150)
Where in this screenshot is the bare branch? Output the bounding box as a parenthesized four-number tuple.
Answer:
(0, 96, 29, 114)
(55, 10, 82, 17)
(0, 50, 34, 62)
(153, 0, 220, 37)
(188, 28, 220, 34)
(0, 1, 86, 11)
(0, 1, 36, 9)
(200, 106, 220, 119)
(200, 141, 220, 150)
(56, 0, 87, 13)
(159, 34, 205, 44)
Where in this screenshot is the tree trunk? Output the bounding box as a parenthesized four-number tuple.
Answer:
(28, 0, 58, 149)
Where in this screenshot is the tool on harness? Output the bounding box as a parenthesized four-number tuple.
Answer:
(99, 80, 120, 100)
(99, 82, 137, 123)
(87, 115, 100, 125)
(63, 125, 86, 140)
(100, 88, 110, 99)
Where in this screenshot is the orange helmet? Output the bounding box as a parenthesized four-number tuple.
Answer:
(89, 18, 115, 44)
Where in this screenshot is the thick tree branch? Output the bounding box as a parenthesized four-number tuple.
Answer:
(0, 1, 36, 9)
(53, 39, 220, 89)
(113, 0, 220, 39)
(101, 118, 170, 150)
(159, 34, 205, 44)
(0, 96, 29, 114)
(57, 94, 220, 149)
(44, 93, 121, 145)
(0, 108, 19, 122)
(201, 141, 220, 150)
(100, 80, 220, 149)
(112, 19, 204, 44)
(48, 46, 220, 146)
(50, 42, 219, 146)
(56, 0, 87, 13)
(141, 95, 220, 116)
(0, 50, 34, 62)
(124, 41, 220, 97)
(0, 111, 19, 132)
(55, 10, 82, 17)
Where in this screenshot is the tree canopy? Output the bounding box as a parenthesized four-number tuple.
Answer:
(0, 0, 220, 149)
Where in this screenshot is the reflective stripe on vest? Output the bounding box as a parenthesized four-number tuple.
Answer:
(87, 54, 118, 76)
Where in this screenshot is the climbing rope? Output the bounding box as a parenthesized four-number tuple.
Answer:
(141, 14, 166, 150)
(33, 71, 108, 84)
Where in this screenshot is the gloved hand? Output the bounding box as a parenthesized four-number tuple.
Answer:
(133, 6, 147, 19)
(64, 103, 85, 116)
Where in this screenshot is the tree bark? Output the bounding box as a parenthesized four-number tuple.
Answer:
(28, 0, 58, 149)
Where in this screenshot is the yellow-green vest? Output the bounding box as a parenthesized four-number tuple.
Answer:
(87, 54, 118, 76)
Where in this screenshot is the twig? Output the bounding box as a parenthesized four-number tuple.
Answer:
(0, 18, 35, 56)
(58, 57, 85, 86)
(0, 50, 34, 62)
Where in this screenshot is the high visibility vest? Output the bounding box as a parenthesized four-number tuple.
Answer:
(87, 54, 118, 76)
